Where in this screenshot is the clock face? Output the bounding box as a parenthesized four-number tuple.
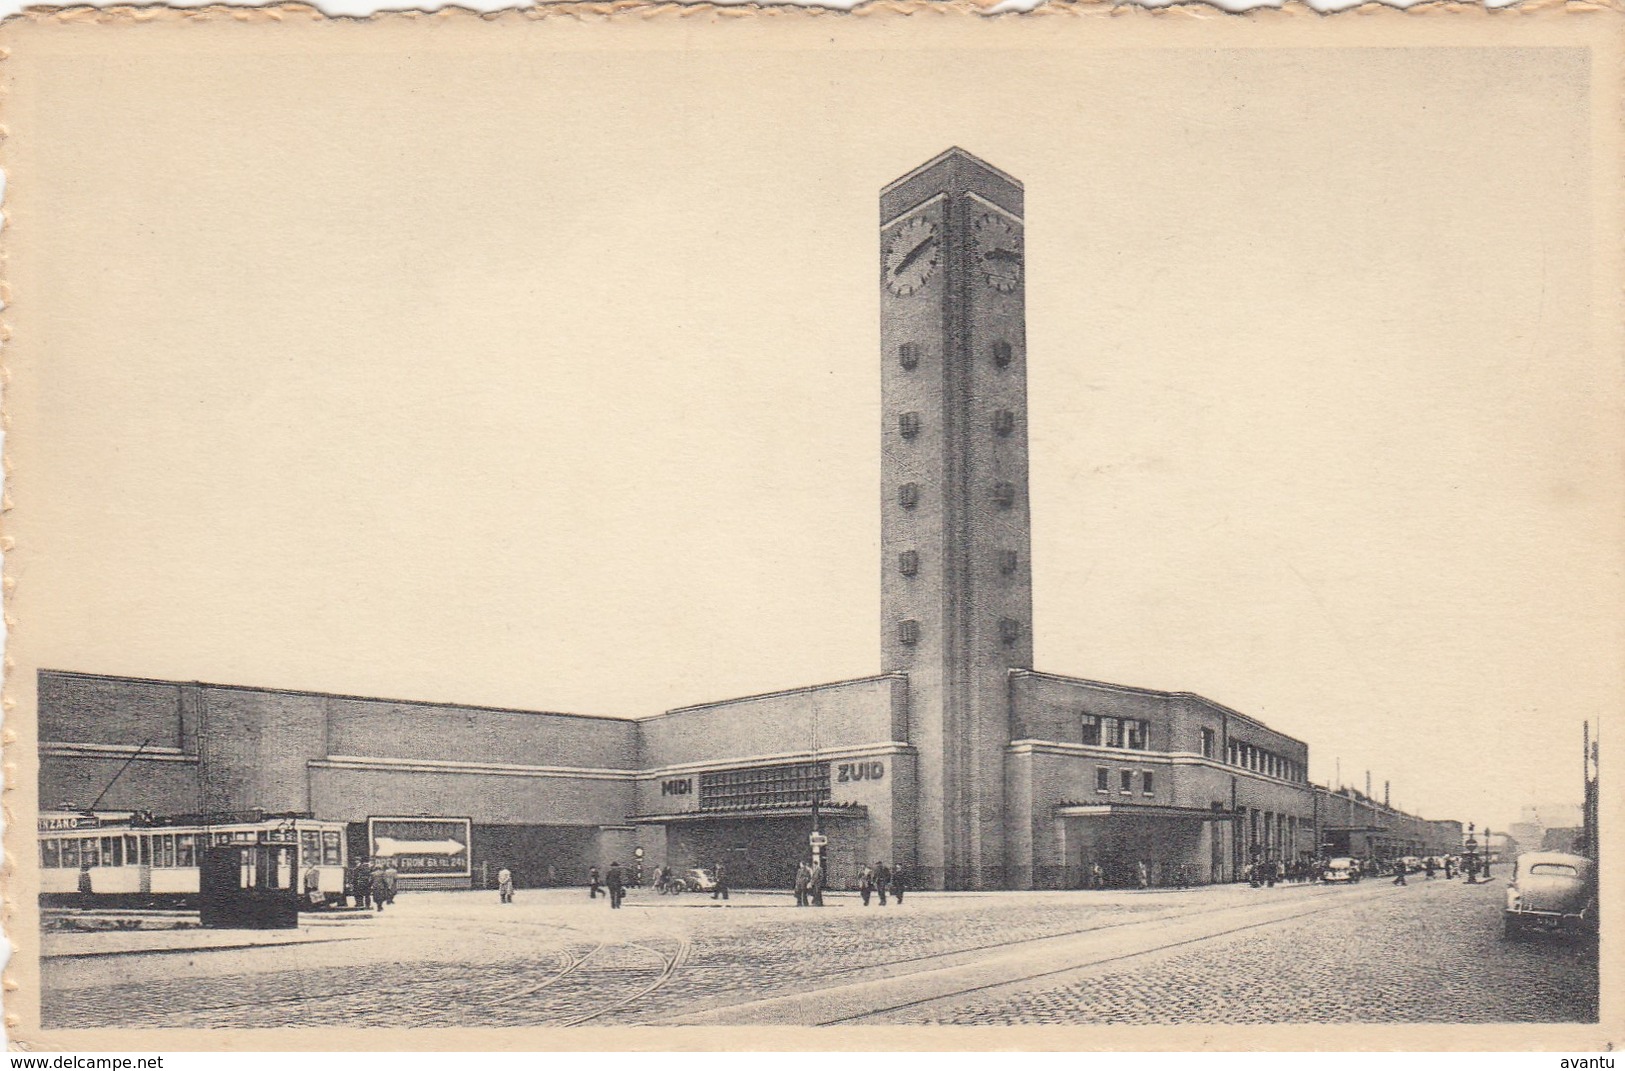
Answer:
(974, 213, 1023, 293)
(884, 216, 940, 297)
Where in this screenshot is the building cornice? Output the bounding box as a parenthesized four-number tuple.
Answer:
(1009, 668, 1309, 749)
(40, 742, 196, 764)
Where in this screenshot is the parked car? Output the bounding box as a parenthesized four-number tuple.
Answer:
(1323, 857, 1360, 883)
(1503, 851, 1597, 939)
(1400, 856, 1422, 874)
(669, 868, 717, 894)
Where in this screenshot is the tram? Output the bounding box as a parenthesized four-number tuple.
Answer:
(38, 810, 349, 907)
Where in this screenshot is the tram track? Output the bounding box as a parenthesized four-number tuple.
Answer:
(653, 880, 1417, 1026)
(557, 937, 691, 1028)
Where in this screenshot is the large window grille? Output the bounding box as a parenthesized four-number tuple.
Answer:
(699, 761, 831, 812)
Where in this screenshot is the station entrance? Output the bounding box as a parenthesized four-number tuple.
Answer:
(1056, 805, 1233, 889)
(654, 813, 869, 891)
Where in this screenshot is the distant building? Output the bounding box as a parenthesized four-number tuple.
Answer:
(35, 149, 1460, 891)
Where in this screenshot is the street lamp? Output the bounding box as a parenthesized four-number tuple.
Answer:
(1463, 823, 1480, 884)
(1482, 828, 1492, 879)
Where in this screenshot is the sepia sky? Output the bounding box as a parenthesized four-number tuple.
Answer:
(7, 17, 1620, 836)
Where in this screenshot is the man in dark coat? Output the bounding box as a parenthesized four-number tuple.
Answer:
(890, 863, 906, 904)
(711, 862, 729, 901)
(588, 865, 603, 899)
(606, 861, 625, 908)
(875, 861, 892, 906)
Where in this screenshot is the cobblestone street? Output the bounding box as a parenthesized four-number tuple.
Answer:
(40, 876, 1596, 1029)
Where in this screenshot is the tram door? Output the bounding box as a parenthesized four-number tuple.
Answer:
(200, 844, 299, 929)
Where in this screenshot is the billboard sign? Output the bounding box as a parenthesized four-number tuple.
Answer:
(367, 816, 472, 879)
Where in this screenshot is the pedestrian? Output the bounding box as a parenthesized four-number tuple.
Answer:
(890, 863, 906, 905)
(1090, 860, 1104, 890)
(1136, 859, 1149, 890)
(1265, 858, 1277, 888)
(383, 864, 399, 905)
(304, 865, 326, 909)
(498, 866, 514, 904)
(1444, 856, 1456, 880)
(589, 865, 604, 899)
(858, 864, 876, 906)
(1424, 857, 1437, 881)
(808, 858, 825, 907)
(875, 861, 891, 906)
(606, 860, 625, 908)
(1393, 859, 1408, 886)
(651, 864, 665, 894)
(352, 859, 372, 909)
(794, 860, 811, 907)
(369, 862, 392, 913)
(712, 862, 729, 901)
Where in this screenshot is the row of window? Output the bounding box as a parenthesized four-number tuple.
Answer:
(39, 830, 344, 870)
(897, 410, 1017, 439)
(898, 617, 1023, 646)
(699, 761, 831, 811)
(896, 548, 1021, 577)
(896, 340, 1016, 371)
(1227, 740, 1304, 783)
(1082, 715, 1149, 750)
(1096, 767, 1155, 796)
(1091, 721, 1305, 783)
(896, 482, 1018, 510)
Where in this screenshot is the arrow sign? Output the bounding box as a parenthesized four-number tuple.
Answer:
(373, 836, 466, 857)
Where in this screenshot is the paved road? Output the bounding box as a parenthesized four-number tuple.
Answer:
(40, 876, 1595, 1029)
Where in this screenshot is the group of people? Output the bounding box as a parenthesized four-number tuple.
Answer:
(1246, 857, 1321, 887)
(347, 858, 400, 911)
(855, 861, 906, 906)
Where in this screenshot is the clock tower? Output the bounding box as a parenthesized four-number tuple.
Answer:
(879, 148, 1033, 890)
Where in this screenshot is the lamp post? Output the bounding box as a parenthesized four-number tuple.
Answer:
(1482, 828, 1492, 879)
(1463, 823, 1480, 884)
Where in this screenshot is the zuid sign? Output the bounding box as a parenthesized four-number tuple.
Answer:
(836, 761, 885, 783)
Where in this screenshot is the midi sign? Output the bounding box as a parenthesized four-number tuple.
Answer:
(367, 816, 472, 878)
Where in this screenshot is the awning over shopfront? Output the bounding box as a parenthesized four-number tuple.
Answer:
(1054, 803, 1238, 821)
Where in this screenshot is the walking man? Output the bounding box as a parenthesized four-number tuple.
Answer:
(498, 866, 514, 904)
(794, 860, 811, 906)
(607, 860, 626, 908)
(711, 862, 729, 901)
(858, 864, 876, 906)
(1424, 856, 1437, 880)
(588, 865, 603, 899)
(1393, 860, 1408, 886)
(808, 858, 825, 907)
(875, 861, 891, 906)
(890, 863, 906, 905)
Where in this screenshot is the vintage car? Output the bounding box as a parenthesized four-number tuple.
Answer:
(669, 867, 718, 894)
(1400, 856, 1422, 874)
(1503, 851, 1597, 939)
(1322, 857, 1360, 883)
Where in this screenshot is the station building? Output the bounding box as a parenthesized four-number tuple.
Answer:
(36, 149, 1460, 891)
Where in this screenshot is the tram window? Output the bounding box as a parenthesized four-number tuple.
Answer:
(139, 835, 151, 865)
(160, 834, 176, 868)
(41, 839, 60, 868)
(177, 834, 196, 867)
(300, 831, 319, 866)
(83, 838, 100, 868)
(62, 838, 81, 869)
(126, 835, 138, 863)
(109, 837, 123, 867)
